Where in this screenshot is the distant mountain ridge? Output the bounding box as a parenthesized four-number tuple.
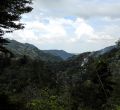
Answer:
(4, 39, 117, 62)
(90, 45, 117, 57)
(4, 39, 74, 61)
(43, 50, 74, 60)
(67, 45, 117, 68)
(4, 39, 62, 62)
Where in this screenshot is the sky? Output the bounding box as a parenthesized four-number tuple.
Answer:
(5, 0, 120, 53)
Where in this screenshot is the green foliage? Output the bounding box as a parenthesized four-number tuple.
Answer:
(0, 0, 33, 36)
(27, 89, 64, 110)
(116, 106, 120, 110)
(0, 42, 120, 110)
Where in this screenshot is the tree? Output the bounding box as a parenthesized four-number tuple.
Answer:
(27, 89, 64, 110)
(90, 60, 114, 109)
(0, 37, 11, 56)
(116, 39, 120, 48)
(0, 1, 33, 108)
(0, 0, 33, 36)
(0, 0, 33, 55)
(69, 59, 114, 110)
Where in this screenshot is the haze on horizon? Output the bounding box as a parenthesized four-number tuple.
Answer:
(5, 0, 120, 53)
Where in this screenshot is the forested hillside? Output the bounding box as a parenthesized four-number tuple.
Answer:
(4, 39, 63, 62)
(43, 50, 74, 60)
(0, 40, 120, 110)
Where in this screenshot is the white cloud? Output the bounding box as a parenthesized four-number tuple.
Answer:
(74, 18, 95, 41)
(33, 0, 120, 18)
(5, 16, 119, 53)
(4, 0, 120, 53)
(5, 17, 69, 45)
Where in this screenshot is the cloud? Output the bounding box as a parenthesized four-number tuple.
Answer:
(4, 0, 120, 53)
(33, 0, 120, 18)
(5, 16, 119, 53)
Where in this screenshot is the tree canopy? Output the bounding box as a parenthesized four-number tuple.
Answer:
(0, 0, 33, 36)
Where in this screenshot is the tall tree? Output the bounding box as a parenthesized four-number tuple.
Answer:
(0, 0, 33, 55)
(91, 60, 114, 109)
(0, 0, 33, 36)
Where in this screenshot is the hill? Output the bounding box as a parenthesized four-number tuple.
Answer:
(43, 50, 74, 60)
(0, 40, 120, 110)
(4, 39, 63, 62)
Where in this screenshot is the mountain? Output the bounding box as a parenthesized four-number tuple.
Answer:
(43, 50, 74, 60)
(4, 39, 63, 62)
(61, 45, 118, 70)
(1, 40, 120, 110)
(5, 38, 117, 63)
(90, 45, 117, 57)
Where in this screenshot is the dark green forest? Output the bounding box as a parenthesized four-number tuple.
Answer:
(0, 39, 120, 110)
